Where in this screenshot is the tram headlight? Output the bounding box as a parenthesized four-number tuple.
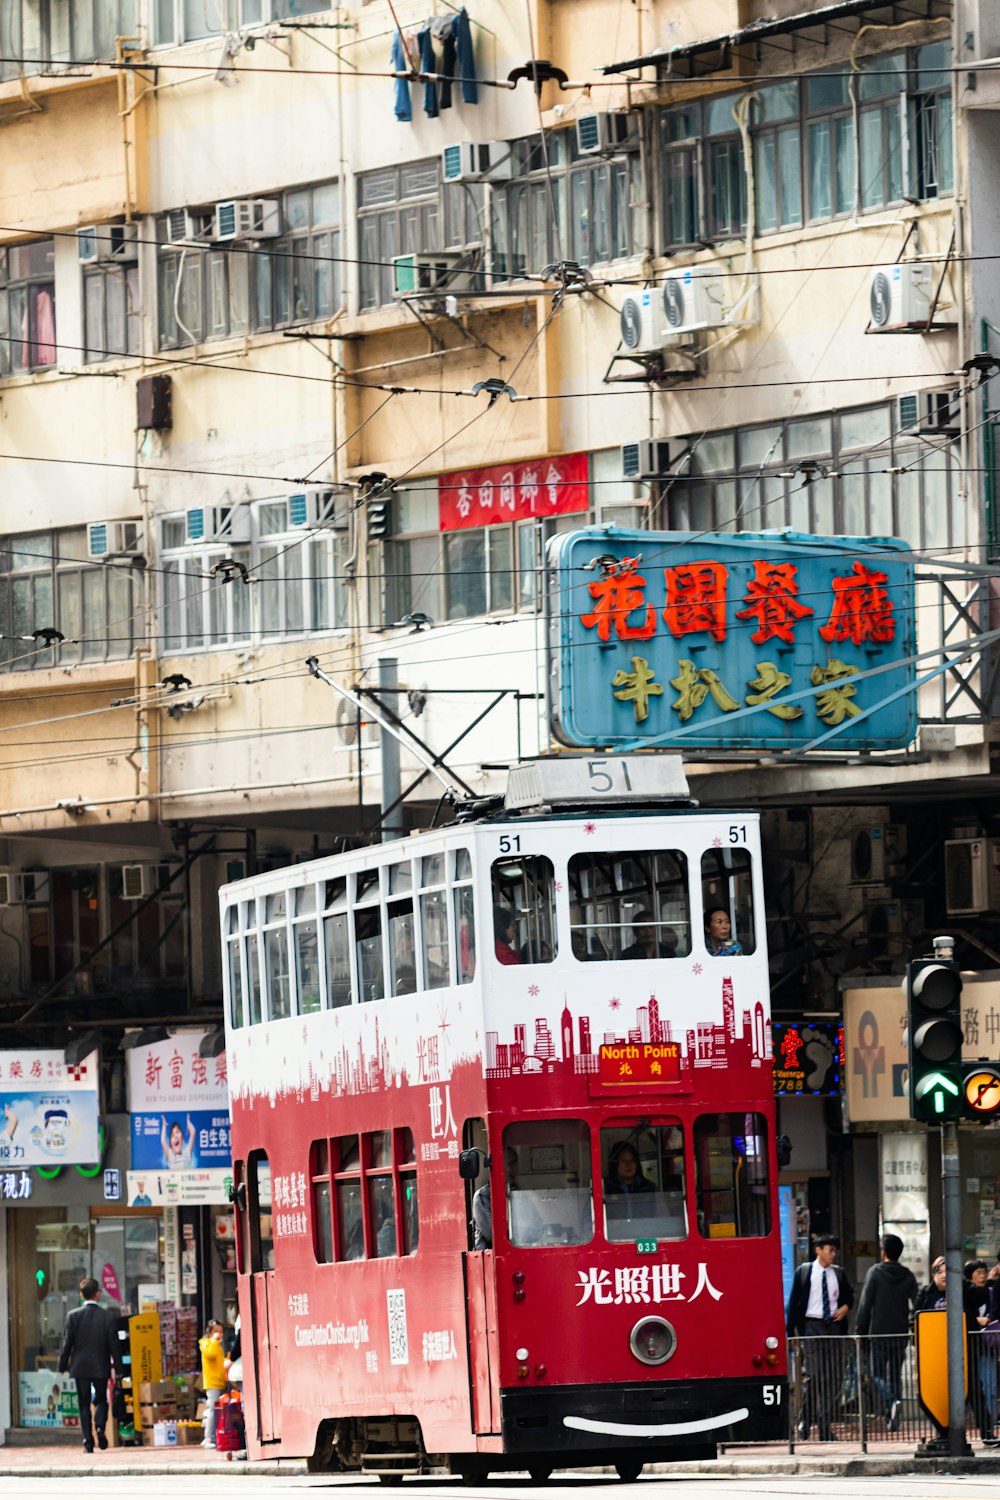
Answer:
(628, 1316, 677, 1367)
(765, 1337, 779, 1350)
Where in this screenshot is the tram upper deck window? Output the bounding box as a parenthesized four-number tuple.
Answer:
(694, 1112, 770, 1238)
(294, 886, 321, 1014)
(225, 907, 243, 1029)
(355, 870, 385, 1003)
(502, 1120, 593, 1246)
(491, 854, 557, 964)
(324, 877, 352, 1008)
(264, 892, 291, 1020)
(601, 1123, 687, 1242)
(419, 853, 450, 991)
(568, 850, 690, 961)
(453, 848, 476, 986)
(701, 847, 756, 956)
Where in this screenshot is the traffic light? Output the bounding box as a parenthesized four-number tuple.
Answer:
(962, 1065, 1000, 1120)
(367, 496, 392, 541)
(907, 956, 963, 1122)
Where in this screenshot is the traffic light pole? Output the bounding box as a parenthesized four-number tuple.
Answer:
(942, 1121, 971, 1456)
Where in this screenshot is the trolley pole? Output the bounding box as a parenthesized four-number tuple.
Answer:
(942, 1119, 970, 1456)
(378, 656, 404, 843)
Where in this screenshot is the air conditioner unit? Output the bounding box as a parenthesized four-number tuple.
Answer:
(618, 289, 667, 357)
(662, 267, 726, 335)
(869, 262, 936, 330)
(165, 208, 213, 245)
(185, 505, 250, 545)
(621, 439, 672, 481)
(0, 869, 50, 905)
(851, 824, 907, 884)
(897, 389, 960, 436)
(87, 520, 143, 561)
(391, 251, 476, 297)
(121, 864, 160, 901)
(862, 895, 924, 940)
(213, 198, 282, 242)
(944, 837, 1000, 915)
(288, 487, 350, 531)
(77, 224, 140, 265)
(441, 142, 512, 184)
(576, 112, 634, 156)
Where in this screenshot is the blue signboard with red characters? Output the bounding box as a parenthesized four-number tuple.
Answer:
(547, 528, 917, 750)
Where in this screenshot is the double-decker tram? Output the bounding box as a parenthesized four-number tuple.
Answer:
(221, 756, 787, 1480)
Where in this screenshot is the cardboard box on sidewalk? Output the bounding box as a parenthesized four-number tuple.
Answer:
(139, 1381, 176, 1404)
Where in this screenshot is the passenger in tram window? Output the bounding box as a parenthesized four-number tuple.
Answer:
(570, 905, 608, 962)
(604, 1142, 656, 1196)
(519, 938, 552, 964)
(704, 907, 744, 957)
(493, 907, 522, 965)
(621, 911, 677, 960)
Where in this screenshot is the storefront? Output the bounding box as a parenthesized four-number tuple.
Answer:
(772, 1018, 843, 1295)
(1, 1111, 155, 1433)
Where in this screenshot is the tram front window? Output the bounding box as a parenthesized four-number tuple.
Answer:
(601, 1123, 687, 1242)
(491, 854, 557, 964)
(502, 1120, 593, 1246)
(701, 847, 756, 956)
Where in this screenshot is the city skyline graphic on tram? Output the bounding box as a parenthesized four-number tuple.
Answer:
(231, 980, 770, 1104)
(484, 979, 769, 1080)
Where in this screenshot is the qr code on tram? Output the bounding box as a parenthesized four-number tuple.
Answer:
(386, 1288, 409, 1366)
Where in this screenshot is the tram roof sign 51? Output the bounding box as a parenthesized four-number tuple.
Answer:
(546, 528, 917, 753)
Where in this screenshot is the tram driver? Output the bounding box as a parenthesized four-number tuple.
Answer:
(472, 1146, 543, 1248)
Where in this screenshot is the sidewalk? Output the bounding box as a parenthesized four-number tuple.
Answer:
(3, 1439, 1000, 1479)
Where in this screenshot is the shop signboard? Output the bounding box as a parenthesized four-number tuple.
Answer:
(438, 452, 588, 532)
(128, 1031, 230, 1171)
(0, 1049, 99, 1166)
(127, 1168, 234, 1207)
(163, 1206, 180, 1304)
(880, 1131, 930, 1278)
(547, 528, 917, 751)
(772, 1020, 843, 1095)
(17, 1371, 79, 1428)
(842, 973, 1000, 1122)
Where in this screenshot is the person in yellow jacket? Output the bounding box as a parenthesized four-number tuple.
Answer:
(199, 1320, 227, 1449)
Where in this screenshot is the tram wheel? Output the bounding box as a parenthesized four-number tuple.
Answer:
(377, 1474, 405, 1485)
(459, 1469, 488, 1484)
(528, 1465, 553, 1482)
(614, 1461, 643, 1482)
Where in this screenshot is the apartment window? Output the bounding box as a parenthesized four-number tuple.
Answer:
(0, 528, 139, 672)
(0, 0, 136, 77)
(805, 70, 855, 219)
(152, 0, 317, 47)
(251, 182, 342, 332)
(157, 181, 340, 348)
(0, 243, 56, 375)
(912, 43, 953, 199)
(752, 84, 802, 233)
(159, 498, 348, 651)
(84, 266, 140, 362)
(494, 131, 641, 282)
(358, 162, 440, 310)
(659, 105, 700, 249)
(705, 93, 747, 239)
(664, 400, 964, 553)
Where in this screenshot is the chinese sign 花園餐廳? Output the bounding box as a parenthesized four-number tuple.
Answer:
(547, 529, 916, 751)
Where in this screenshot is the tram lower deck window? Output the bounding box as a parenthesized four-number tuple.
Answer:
(601, 1123, 687, 1242)
(502, 1120, 593, 1246)
(694, 1112, 770, 1238)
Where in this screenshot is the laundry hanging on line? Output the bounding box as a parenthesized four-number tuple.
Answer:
(392, 7, 478, 123)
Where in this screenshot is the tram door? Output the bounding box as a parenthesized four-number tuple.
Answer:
(248, 1150, 280, 1443)
(463, 1118, 500, 1434)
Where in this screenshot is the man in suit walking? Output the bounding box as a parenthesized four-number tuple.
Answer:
(786, 1234, 854, 1441)
(58, 1277, 117, 1453)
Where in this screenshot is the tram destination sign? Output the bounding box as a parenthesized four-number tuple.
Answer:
(547, 528, 917, 751)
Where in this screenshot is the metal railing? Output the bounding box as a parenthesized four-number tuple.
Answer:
(786, 1331, 999, 1452)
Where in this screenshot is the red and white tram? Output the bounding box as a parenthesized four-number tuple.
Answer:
(221, 757, 787, 1480)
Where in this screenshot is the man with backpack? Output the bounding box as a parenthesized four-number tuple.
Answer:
(855, 1234, 917, 1431)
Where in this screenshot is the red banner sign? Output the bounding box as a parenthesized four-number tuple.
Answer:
(438, 452, 589, 532)
(598, 1042, 682, 1087)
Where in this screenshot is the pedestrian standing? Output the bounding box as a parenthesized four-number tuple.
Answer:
(57, 1277, 116, 1454)
(786, 1234, 854, 1441)
(964, 1260, 999, 1445)
(855, 1234, 917, 1430)
(199, 1318, 227, 1449)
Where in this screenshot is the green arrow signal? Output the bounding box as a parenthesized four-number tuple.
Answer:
(916, 1072, 961, 1116)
